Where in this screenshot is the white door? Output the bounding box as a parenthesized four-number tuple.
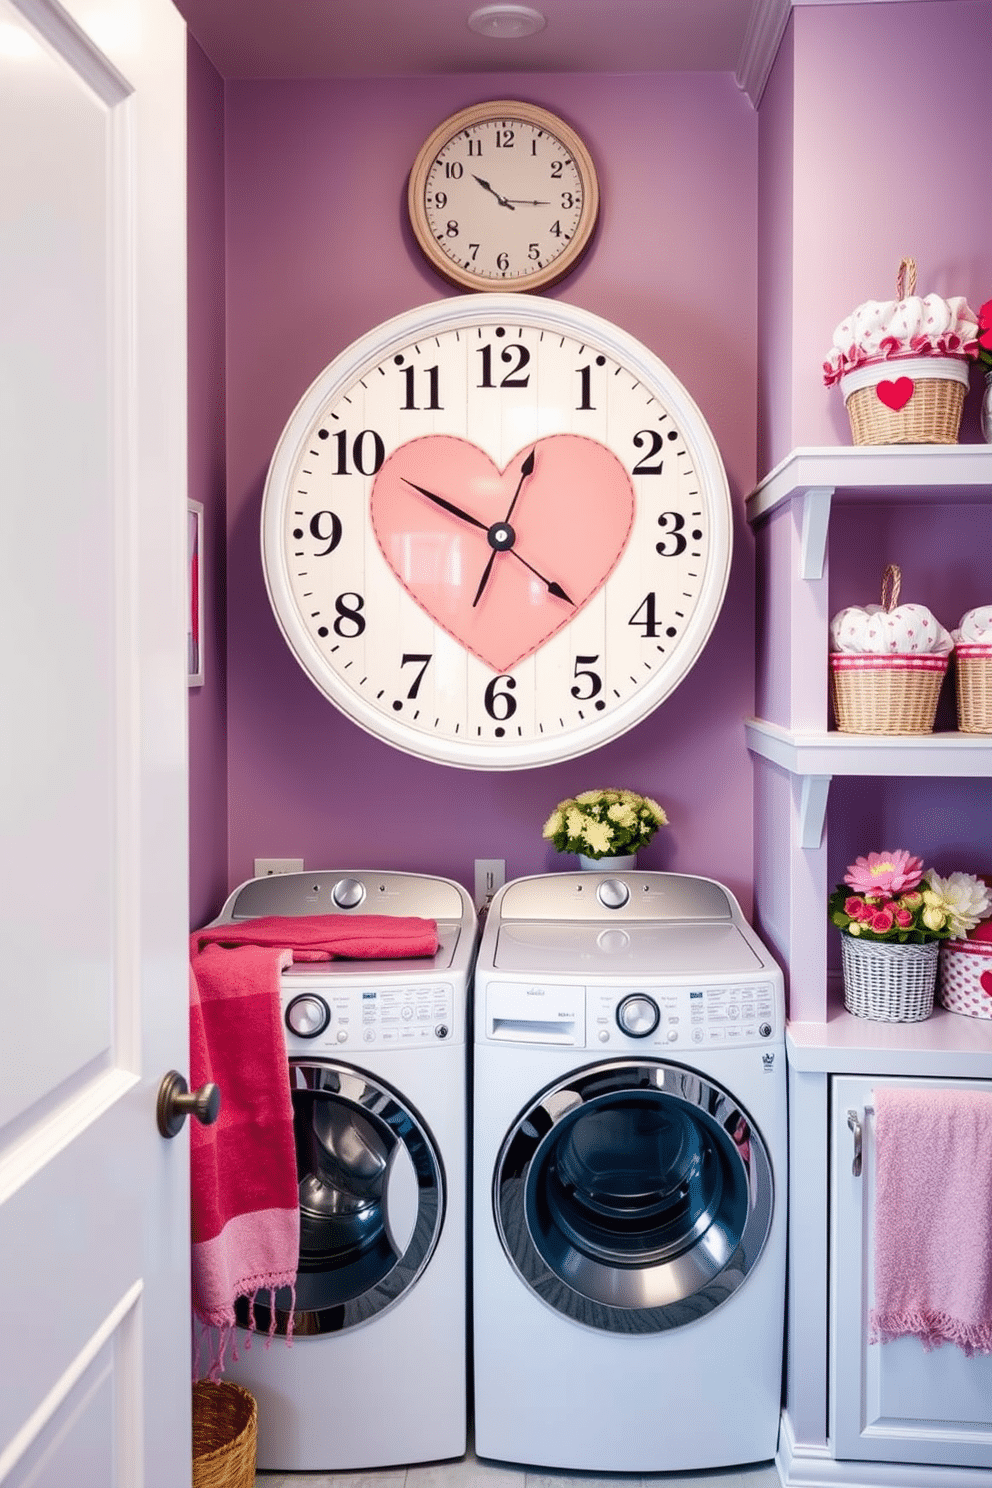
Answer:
(0, 0, 190, 1482)
(832, 1074, 992, 1469)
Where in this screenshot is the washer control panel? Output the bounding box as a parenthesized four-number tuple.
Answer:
(283, 981, 458, 1051)
(593, 982, 779, 1049)
(484, 978, 780, 1048)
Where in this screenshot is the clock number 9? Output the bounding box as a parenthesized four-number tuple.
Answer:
(308, 510, 342, 556)
(656, 511, 688, 557)
(571, 654, 603, 701)
(484, 675, 517, 721)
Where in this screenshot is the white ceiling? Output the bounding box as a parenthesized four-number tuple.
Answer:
(175, 0, 768, 87)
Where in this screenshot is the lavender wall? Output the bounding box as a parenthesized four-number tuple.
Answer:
(760, 0, 992, 465)
(187, 36, 230, 929)
(220, 73, 759, 913)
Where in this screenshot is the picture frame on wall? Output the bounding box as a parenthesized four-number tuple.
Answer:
(187, 499, 204, 687)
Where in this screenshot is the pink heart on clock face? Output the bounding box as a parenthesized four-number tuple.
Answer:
(371, 435, 635, 674)
(876, 376, 914, 411)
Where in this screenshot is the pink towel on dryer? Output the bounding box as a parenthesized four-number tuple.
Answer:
(869, 1085, 992, 1357)
(189, 913, 439, 1376)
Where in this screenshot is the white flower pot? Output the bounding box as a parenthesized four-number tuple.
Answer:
(577, 853, 636, 871)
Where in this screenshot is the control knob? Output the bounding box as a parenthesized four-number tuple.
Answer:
(597, 877, 630, 909)
(332, 876, 365, 909)
(616, 994, 660, 1038)
(286, 993, 331, 1038)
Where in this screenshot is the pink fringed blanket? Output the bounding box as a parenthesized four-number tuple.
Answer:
(189, 913, 439, 1376)
(870, 1085, 992, 1357)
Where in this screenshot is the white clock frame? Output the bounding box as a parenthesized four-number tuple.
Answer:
(261, 295, 732, 770)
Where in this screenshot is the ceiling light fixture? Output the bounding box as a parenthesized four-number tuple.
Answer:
(467, 5, 546, 40)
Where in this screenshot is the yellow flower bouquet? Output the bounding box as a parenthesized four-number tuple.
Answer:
(542, 788, 668, 860)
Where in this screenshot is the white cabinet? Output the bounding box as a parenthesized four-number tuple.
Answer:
(832, 1075, 992, 1470)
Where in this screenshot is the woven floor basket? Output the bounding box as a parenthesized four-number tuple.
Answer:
(841, 935, 939, 1022)
(955, 646, 992, 733)
(192, 1382, 257, 1488)
(938, 938, 992, 1020)
(831, 654, 947, 734)
(844, 373, 965, 445)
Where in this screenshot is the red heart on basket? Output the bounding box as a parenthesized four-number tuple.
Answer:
(876, 377, 914, 411)
(980, 970, 992, 998)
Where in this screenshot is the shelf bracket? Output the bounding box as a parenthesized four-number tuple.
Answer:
(799, 487, 834, 581)
(797, 774, 831, 850)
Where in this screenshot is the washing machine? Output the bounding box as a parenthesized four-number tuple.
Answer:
(213, 869, 476, 1472)
(472, 870, 787, 1473)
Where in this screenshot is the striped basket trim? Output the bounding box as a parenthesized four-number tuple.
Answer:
(830, 653, 949, 674)
(939, 938, 992, 959)
(956, 644, 992, 660)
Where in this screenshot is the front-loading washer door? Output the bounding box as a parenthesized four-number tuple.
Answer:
(494, 1059, 773, 1333)
(237, 1060, 444, 1337)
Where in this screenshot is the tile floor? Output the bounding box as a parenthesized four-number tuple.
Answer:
(255, 1438, 782, 1488)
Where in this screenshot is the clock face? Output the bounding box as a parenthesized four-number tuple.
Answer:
(262, 296, 732, 770)
(408, 101, 599, 292)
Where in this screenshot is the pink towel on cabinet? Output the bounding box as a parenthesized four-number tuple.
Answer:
(189, 913, 439, 1377)
(869, 1086, 992, 1357)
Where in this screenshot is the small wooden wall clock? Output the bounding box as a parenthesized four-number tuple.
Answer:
(261, 296, 732, 770)
(407, 100, 599, 292)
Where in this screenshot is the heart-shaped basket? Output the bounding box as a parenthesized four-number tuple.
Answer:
(838, 259, 969, 445)
(830, 565, 949, 734)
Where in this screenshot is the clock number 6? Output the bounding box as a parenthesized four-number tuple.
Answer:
(484, 675, 517, 721)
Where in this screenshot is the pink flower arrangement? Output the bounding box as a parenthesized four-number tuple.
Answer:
(828, 848, 982, 945)
(843, 850, 923, 897)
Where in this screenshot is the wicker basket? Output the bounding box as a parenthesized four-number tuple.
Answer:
(938, 937, 992, 1020)
(838, 260, 968, 445)
(954, 645, 992, 733)
(830, 564, 948, 733)
(192, 1382, 257, 1488)
(841, 935, 939, 1022)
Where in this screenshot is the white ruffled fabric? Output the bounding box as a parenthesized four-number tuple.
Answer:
(830, 602, 953, 655)
(953, 605, 992, 646)
(823, 292, 979, 387)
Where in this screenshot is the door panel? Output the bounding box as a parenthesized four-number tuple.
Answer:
(0, 0, 189, 1481)
(832, 1074, 992, 1467)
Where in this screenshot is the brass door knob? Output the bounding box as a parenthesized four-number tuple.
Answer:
(157, 1070, 221, 1139)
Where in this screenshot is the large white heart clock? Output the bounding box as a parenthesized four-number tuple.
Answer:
(261, 296, 732, 769)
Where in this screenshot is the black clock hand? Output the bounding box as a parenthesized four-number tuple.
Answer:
(472, 174, 515, 210)
(402, 478, 488, 531)
(503, 447, 535, 524)
(473, 449, 538, 609)
(509, 550, 574, 603)
(503, 198, 551, 206)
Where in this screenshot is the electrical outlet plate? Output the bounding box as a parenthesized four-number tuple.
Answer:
(254, 857, 304, 877)
(474, 858, 505, 910)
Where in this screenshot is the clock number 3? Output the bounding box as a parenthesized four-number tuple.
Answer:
(656, 511, 688, 557)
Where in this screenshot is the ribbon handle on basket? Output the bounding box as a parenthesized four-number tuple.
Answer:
(896, 257, 917, 299)
(880, 563, 902, 613)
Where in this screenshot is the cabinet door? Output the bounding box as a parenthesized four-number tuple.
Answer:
(832, 1074, 992, 1467)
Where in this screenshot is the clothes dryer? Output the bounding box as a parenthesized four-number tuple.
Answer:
(472, 871, 786, 1472)
(213, 870, 476, 1472)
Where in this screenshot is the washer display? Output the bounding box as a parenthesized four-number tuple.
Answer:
(472, 871, 787, 1473)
